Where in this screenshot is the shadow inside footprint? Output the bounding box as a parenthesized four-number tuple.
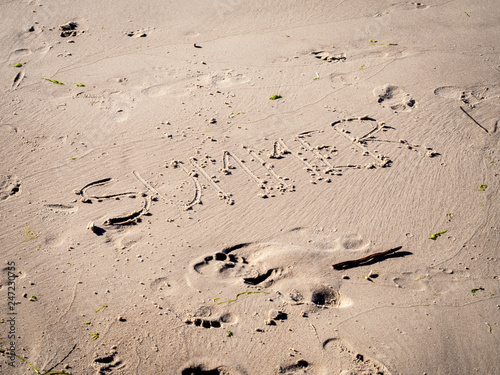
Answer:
(93, 350, 124, 374)
(243, 268, 278, 285)
(278, 359, 309, 374)
(311, 286, 340, 306)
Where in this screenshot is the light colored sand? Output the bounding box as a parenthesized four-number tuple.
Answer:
(1, 0, 499, 374)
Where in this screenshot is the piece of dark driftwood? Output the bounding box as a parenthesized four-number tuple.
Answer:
(460, 106, 488, 133)
(331, 246, 403, 270)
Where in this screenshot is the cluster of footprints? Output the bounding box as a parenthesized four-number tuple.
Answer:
(74, 117, 438, 226)
(179, 228, 392, 374)
(180, 338, 389, 374)
(187, 230, 359, 308)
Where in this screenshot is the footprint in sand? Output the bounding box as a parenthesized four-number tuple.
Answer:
(0, 174, 21, 201)
(181, 363, 245, 375)
(376, 2, 429, 16)
(276, 359, 310, 374)
(322, 337, 391, 374)
(184, 310, 237, 329)
(434, 85, 500, 132)
(75, 90, 135, 123)
(93, 349, 126, 374)
(373, 84, 416, 112)
(187, 229, 362, 308)
(43, 203, 78, 214)
(310, 50, 346, 63)
(126, 28, 154, 38)
(433, 85, 492, 108)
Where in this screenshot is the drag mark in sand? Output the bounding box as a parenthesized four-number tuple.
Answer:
(460, 106, 489, 134)
(0, 344, 76, 375)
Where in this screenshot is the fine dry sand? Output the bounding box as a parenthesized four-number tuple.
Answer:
(1, 0, 499, 374)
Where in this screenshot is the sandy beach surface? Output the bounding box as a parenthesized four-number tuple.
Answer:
(1, 0, 499, 374)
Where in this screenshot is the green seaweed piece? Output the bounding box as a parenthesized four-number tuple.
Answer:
(30, 295, 38, 301)
(76, 84, 85, 87)
(22, 224, 37, 242)
(213, 290, 270, 305)
(96, 303, 107, 313)
(91, 332, 99, 340)
(370, 39, 377, 43)
(70, 157, 77, 160)
(269, 94, 282, 100)
(0, 319, 4, 323)
(429, 230, 447, 240)
(359, 64, 365, 70)
(226, 330, 233, 337)
(84, 321, 91, 325)
(486, 322, 492, 333)
(14, 62, 26, 68)
(471, 287, 483, 294)
(229, 112, 242, 118)
(479, 184, 487, 191)
(415, 275, 428, 281)
(465, 11, 470, 17)
(43, 78, 64, 85)
(447, 212, 453, 220)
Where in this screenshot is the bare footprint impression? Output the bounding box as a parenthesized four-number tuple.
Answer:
(186, 228, 364, 309)
(175, 228, 395, 374)
(0, 174, 21, 201)
(373, 84, 416, 112)
(434, 85, 500, 133)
